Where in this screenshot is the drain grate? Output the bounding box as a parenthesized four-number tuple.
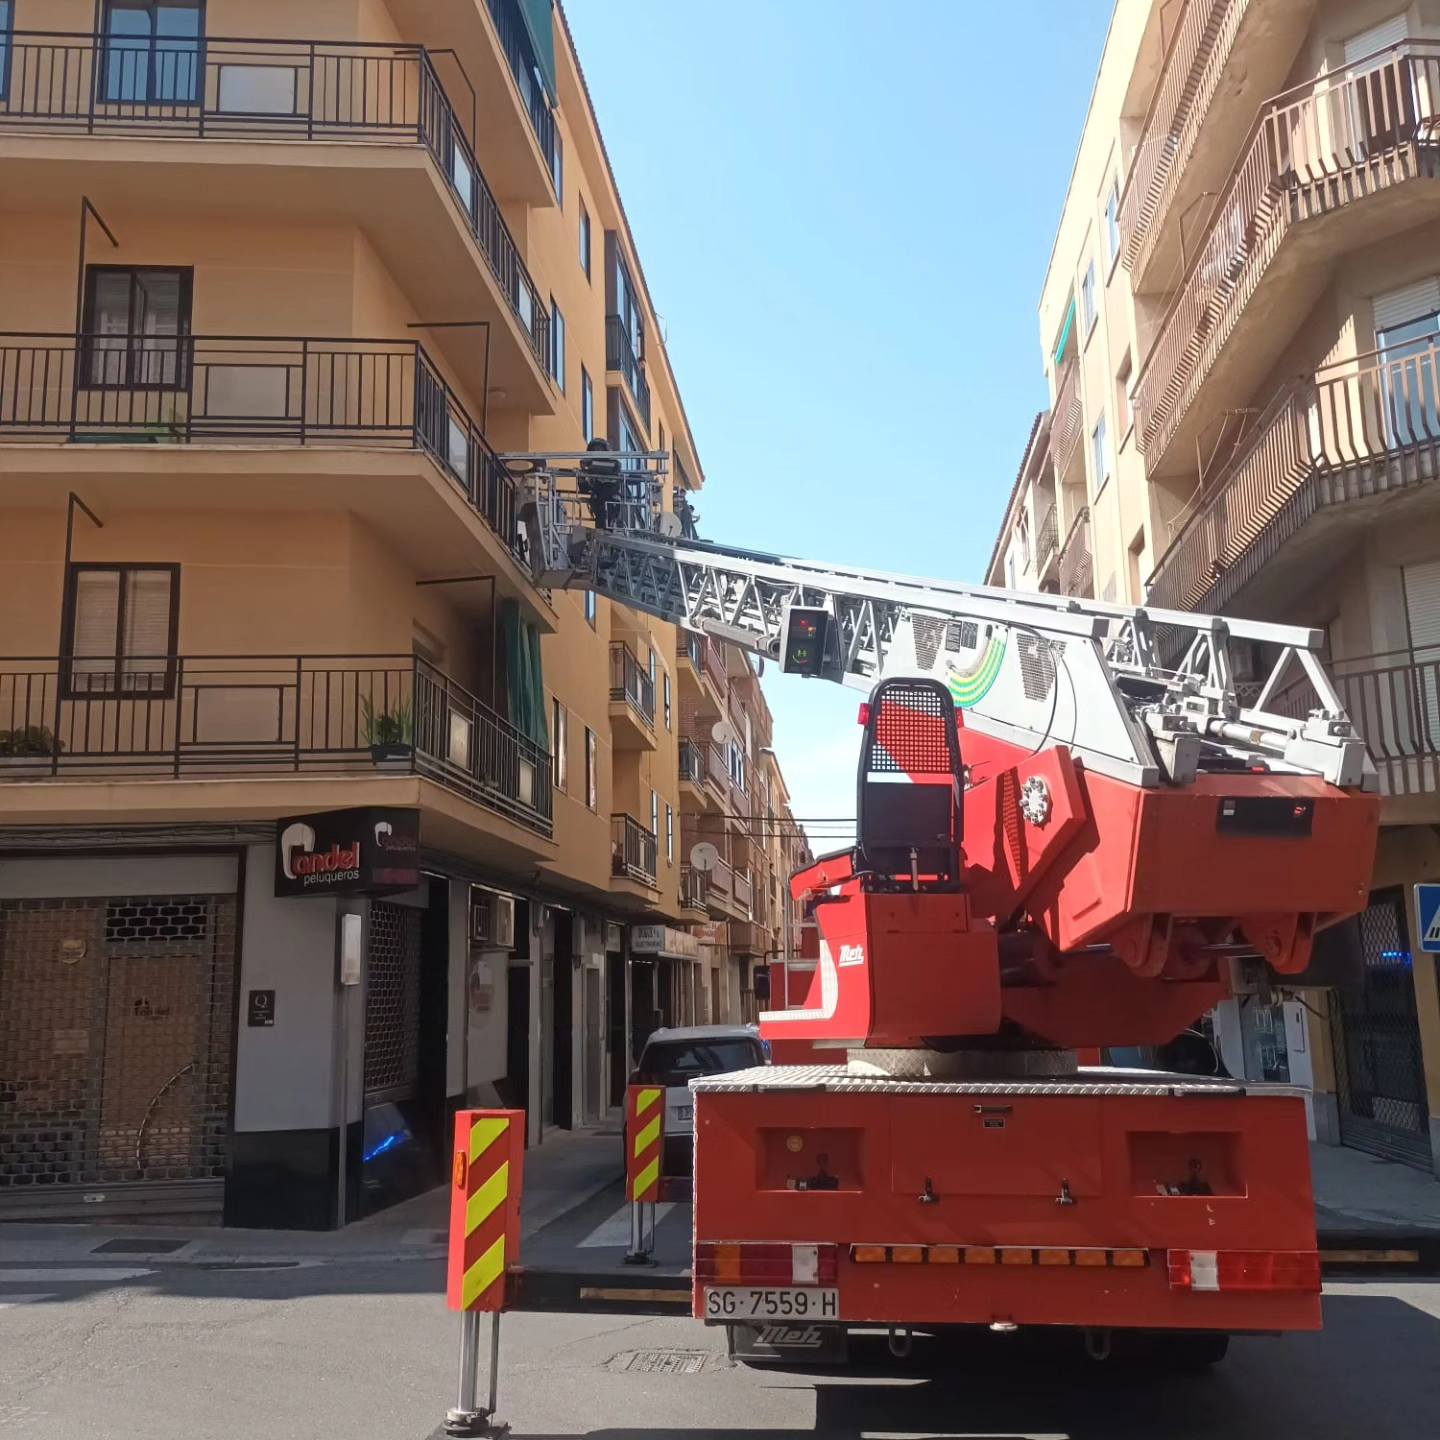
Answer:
(613, 1349, 717, 1376)
(91, 1238, 189, 1255)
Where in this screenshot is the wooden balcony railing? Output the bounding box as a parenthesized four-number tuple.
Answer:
(609, 644, 656, 727)
(611, 813, 657, 883)
(0, 31, 549, 366)
(1036, 504, 1059, 572)
(1118, 0, 1247, 282)
(1051, 358, 1083, 478)
(1133, 43, 1440, 472)
(0, 332, 527, 563)
(1146, 340, 1440, 613)
(0, 654, 551, 831)
(1058, 508, 1093, 598)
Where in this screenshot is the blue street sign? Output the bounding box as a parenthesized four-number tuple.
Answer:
(1416, 884, 1440, 954)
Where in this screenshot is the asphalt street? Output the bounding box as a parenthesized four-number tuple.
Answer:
(2, 1223, 1438, 1440)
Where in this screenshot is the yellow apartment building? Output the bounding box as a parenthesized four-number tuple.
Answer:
(987, 0, 1440, 1178)
(0, 0, 799, 1226)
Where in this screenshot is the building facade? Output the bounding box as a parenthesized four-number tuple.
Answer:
(986, 0, 1440, 1177)
(0, 0, 801, 1226)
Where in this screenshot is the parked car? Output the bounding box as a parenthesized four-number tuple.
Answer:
(628, 1024, 768, 1175)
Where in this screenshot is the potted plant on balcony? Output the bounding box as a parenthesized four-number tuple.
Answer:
(361, 696, 414, 771)
(0, 726, 62, 775)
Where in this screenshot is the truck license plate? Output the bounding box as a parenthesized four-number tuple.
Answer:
(704, 1287, 839, 1320)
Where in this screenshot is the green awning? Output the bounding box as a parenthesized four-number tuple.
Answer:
(518, 0, 557, 105)
(1053, 299, 1076, 367)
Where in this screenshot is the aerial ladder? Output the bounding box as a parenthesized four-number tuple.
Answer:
(515, 454, 1379, 1366)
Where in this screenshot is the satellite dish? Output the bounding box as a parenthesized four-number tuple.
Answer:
(689, 842, 720, 873)
(711, 719, 738, 748)
(657, 512, 682, 539)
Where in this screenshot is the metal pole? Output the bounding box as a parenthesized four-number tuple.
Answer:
(455, 1310, 482, 1418)
(486, 1312, 501, 1418)
(629, 1199, 643, 1258)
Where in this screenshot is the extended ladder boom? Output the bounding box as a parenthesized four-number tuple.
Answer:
(515, 457, 1371, 791)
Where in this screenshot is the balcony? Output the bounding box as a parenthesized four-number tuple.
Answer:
(0, 32, 551, 397)
(1133, 44, 1440, 478)
(733, 868, 754, 918)
(1119, 0, 1314, 293)
(611, 812, 657, 886)
(605, 316, 651, 432)
(0, 332, 545, 612)
(1058, 508, 1093, 599)
(608, 644, 655, 748)
(1147, 341, 1440, 616)
(0, 653, 553, 845)
(678, 864, 709, 915)
(1051, 358, 1083, 482)
(1036, 503, 1060, 582)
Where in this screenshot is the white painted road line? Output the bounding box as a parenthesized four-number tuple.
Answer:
(0, 1268, 156, 1282)
(578, 1203, 675, 1248)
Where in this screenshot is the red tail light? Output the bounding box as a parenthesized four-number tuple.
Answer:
(857, 703, 871, 727)
(1167, 1249, 1321, 1293)
(695, 1242, 839, 1285)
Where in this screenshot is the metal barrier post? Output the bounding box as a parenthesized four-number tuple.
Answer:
(444, 1108, 524, 1438)
(623, 1083, 663, 1266)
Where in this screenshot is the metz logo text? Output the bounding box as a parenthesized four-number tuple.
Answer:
(837, 944, 866, 968)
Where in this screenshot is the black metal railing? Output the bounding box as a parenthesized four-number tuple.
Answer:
(0, 654, 552, 833)
(681, 632, 706, 673)
(605, 315, 651, 429)
(611, 813, 657, 882)
(678, 737, 706, 784)
(1036, 504, 1059, 571)
(0, 332, 527, 565)
(0, 33, 548, 365)
(679, 864, 709, 910)
(609, 644, 655, 726)
(484, 0, 558, 179)
(1058, 507, 1092, 598)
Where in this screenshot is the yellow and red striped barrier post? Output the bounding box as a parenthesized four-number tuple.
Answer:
(444, 1109, 523, 1437)
(624, 1083, 664, 1265)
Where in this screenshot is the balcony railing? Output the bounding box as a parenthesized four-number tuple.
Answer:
(679, 864, 709, 910)
(484, 0, 559, 180)
(702, 637, 728, 695)
(1133, 43, 1440, 472)
(1146, 340, 1440, 613)
(1036, 504, 1059, 572)
(0, 32, 548, 366)
(733, 868, 754, 917)
(611, 813, 657, 883)
(1119, 0, 1247, 282)
(1051, 358, 1083, 477)
(1057, 508, 1093, 598)
(609, 644, 655, 727)
(0, 654, 552, 832)
(605, 316, 651, 430)
(678, 737, 706, 784)
(0, 333, 527, 566)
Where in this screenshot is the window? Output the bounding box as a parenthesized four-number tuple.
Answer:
(102, 1, 203, 104)
(612, 247, 645, 369)
(1091, 414, 1110, 492)
(581, 366, 593, 441)
(551, 697, 568, 791)
(647, 646, 656, 685)
(550, 298, 565, 392)
(663, 671, 672, 730)
(617, 404, 645, 456)
(666, 805, 674, 864)
(63, 563, 180, 698)
(584, 588, 597, 627)
(1081, 260, 1098, 335)
(585, 727, 597, 810)
(579, 200, 592, 279)
(1104, 179, 1121, 269)
(0, 3, 12, 105)
(83, 266, 191, 389)
(550, 128, 563, 203)
(1116, 352, 1134, 438)
(651, 789, 660, 841)
(1006, 548, 1018, 589)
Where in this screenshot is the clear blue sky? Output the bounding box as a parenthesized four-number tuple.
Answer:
(566, 0, 1113, 849)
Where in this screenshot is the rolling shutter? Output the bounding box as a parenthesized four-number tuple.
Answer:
(1373, 277, 1440, 334)
(1344, 14, 1409, 66)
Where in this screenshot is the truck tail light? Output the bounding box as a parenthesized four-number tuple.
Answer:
(695, 1242, 839, 1285)
(1167, 1249, 1321, 1293)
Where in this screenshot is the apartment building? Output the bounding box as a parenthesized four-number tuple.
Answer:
(987, 0, 1440, 1177)
(0, 0, 800, 1228)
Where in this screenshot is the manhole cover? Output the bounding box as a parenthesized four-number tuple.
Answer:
(91, 1238, 188, 1255)
(612, 1349, 717, 1375)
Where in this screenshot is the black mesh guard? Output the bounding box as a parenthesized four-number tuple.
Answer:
(864, 680, 956, 777)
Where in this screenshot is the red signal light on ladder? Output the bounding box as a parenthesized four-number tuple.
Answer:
(857, 703, 871, 727)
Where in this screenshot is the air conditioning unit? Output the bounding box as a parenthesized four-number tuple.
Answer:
(470, 887, 517, 949)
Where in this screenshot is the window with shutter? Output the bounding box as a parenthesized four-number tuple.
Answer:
(63, 564, 179, 697)
(82, 267, 192, 390)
